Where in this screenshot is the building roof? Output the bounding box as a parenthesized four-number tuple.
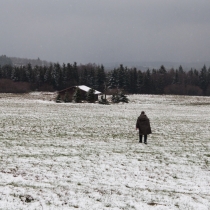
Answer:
(58, 85, 101, 95)
(77, 85, 101, 94)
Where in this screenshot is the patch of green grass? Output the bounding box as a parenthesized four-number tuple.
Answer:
(189, 102, 210, 106)
(105, 203, 111, 207)
(7, 182, 19, 187)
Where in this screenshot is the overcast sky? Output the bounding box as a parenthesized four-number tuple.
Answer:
(1, 0, 210, 65)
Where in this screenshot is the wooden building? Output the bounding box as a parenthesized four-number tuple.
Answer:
(58, 85, 101, 102)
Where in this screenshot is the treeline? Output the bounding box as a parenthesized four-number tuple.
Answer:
(0, 55, 51, 67)
(0, 55, 13, 66)
(0, 62, 210, 96)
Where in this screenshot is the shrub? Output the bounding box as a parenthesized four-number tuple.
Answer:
(0, 79, 31, 93)
(111, 94, 120, 103)
(111, 92, 129, 103)
(56, 94, 61, 103)
(99, 95, 109, 105)
(164, 84, 203, 96)
(119, 92, 129, 103)
(38, 84, 54, 92)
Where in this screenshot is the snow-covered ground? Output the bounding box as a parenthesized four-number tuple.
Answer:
(0, 93, 209, 210)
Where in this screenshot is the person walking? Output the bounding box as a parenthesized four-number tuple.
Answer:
(136, 111, 152, 144)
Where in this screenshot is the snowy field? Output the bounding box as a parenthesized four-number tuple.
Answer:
(0, 93, 209, 210)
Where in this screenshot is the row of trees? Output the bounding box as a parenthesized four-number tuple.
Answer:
(0, 55, 50, 67)
(108, 64, 210, 96)
(0, 55, 12, 66)
(0, 62, 210, 96)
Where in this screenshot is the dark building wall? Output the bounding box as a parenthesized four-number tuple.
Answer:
(59, 87, 76, 102)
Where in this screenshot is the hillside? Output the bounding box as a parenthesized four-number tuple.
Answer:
(10, 56, 52, 67)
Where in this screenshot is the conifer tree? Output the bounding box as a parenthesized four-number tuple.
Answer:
(159, 65, 167, 74)
(11, 67, 19, 81)
(178, 65, 184, 73)
(199, 65, 208, 94)
(73, 62, 79, 85)
(0, 65, 2, 79)
(143, 69, 151, 94)
(95, 65, 106, 91)
(64, 91, 71, 103)
(51, 63, 63, 90)
(62, 63, 67, 88)
(56, 94, 61, 103)
(34, 65, 42, 89)
(2, 64, 13, 79)
(118, 64, 125, 89)
(137, 70, 144, 93)
(65, 63, 74, 87)
(173, 70, 179, 84)
(44, 64, 53, 85)
(87, 68, 96, 88)
(26, 63, 33, 83)
(72, 87, 81, 103)
(108, 69, 118, 89)
(86, 88, 95, 103)
(129, 68, 138, 93)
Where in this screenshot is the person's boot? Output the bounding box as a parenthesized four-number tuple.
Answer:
(144, 135, 147, 144)
(139, 135, 142, 143)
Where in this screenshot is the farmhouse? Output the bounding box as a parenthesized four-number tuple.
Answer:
(58, 85, 101, 102)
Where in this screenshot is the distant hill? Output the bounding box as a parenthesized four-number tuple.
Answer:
(0, 55, 13, 66)
(0, 55, 53, 67)
(1, 55, 209, 71)
(10, 57, 52, 67)
(103, 61, 210, 71)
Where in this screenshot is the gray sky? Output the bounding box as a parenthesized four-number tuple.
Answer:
(1, 0, 210, 65)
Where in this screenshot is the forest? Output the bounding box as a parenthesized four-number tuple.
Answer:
(0, 59, 210, 96)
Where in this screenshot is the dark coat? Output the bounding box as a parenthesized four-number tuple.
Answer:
(136, 114, 152, 135)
